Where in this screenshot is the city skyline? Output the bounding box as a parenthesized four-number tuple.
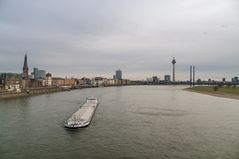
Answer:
(1, 53, 237, 81)
(0, 0, 239, 80)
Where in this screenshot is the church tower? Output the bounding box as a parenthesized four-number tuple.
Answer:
(23, 54, 29, 80)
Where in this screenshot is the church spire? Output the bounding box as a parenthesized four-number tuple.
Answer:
(23, 54, 28, 70)
(23, 54, 29, 80)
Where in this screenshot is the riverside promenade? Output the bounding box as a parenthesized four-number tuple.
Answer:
(0, 85, 101, 100)
(0, 87, 64, 100)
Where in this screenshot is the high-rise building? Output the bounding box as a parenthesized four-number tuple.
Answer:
(232, 77, 238, 84)
(33, 68, 46, 80)
(172, 57, 176, 82)
(115, 69, 122, 80)
(164, 75, 171, 82)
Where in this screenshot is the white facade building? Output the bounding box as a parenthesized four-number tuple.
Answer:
(46, 73, 52, 86)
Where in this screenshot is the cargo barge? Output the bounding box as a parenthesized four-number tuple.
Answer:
(64, 98, 98, 129)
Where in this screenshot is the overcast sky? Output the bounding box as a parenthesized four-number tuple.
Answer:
(0, 0, 238, 80)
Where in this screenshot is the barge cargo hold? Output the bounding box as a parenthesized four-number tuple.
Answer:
(64, 98, 98, 129)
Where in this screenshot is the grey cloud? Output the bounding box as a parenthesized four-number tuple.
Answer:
(0, 0, 238, 80)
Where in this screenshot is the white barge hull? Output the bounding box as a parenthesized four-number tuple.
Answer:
(65, 98, 98, 129)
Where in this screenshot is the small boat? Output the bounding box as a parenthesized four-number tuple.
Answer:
(64, 98, 99, 129)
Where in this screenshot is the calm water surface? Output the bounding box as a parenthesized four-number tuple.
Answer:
(1, 86, 239, 159)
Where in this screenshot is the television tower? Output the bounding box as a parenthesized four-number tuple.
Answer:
(172, 57, 176, 82)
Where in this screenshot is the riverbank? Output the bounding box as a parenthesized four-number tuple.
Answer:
(185, 86, 239, 100)
(0, 84, 144, 100)
(0, 87, 64, 100)
(0, 85, 131, 100)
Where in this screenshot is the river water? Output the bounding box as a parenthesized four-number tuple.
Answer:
(1, 86, 239, 159)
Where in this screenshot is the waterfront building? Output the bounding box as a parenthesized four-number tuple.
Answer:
(222, 78, 226, 84)
(52, 77, 65, 87)
(0, 74, 5, 89)
(115, 69, 122, 80)
(30, 72, 34, 80)
(28, 79, 44, 88)
(64, 78, 76, 87)
(105, 79, 116, 86)
(147, 78, 153, 83)
(122, 79, 131, 85)
(46, 73, 52, 86)
(0, 80, 3, 89)
(208, 78, 212, 84)
(79, 77, 92, 86)
(33, 68, 46, 80)
(164, 75, 171, 83)
(80, 77, 91, 86)
(92, 77, 107, 86)
(115, 79, 122, 85)
(232, 77, 239, 85)
(152, 76, 159, 84)
(0, 73, 21, 92)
